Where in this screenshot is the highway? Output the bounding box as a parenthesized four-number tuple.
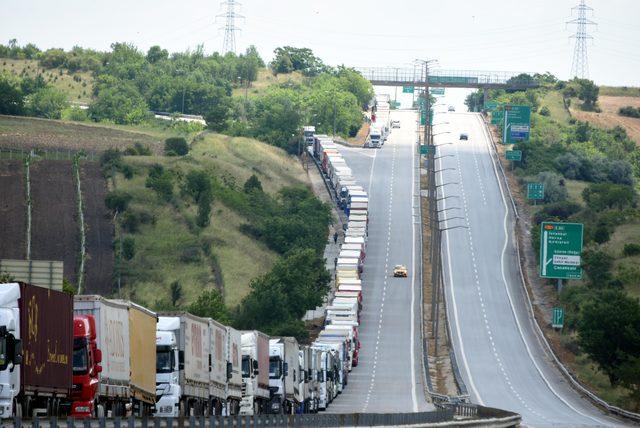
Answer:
(434, 106, 623, 426)
(328, 110, 430, 413)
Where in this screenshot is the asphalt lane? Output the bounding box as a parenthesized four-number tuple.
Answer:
(327, 110, 430, 413)
(436, 110, 623, 427)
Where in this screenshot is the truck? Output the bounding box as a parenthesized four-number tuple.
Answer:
(224, 327, 242, 415)
(365, 125, 382, 148)
(70, 314, 102, 418)
(155, 313, 210, 417)
(268, 337, 300, 414)
(302, 126, 316, 146)
(209, 319, 227, 414)
(127, 302, 158, 416)
(298, 346, 314, 413)
(0, 282, 73, 418)
(240, 331, 270, 415)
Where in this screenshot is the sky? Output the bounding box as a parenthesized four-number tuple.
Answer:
(1, 0, 639, 86)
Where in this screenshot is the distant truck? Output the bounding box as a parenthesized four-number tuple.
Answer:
(0, 282, 73, 418)
(303, 126, 316, 146)
(240, 331, 270, 415)
(365, 126, 383, 148)
(73, 296, 157, 417)
(155, 314, 210, 417)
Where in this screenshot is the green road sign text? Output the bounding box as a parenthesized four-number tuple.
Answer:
(527, 182, 544, 200)
(506, 150, 522, 161)
(540, 222, 584, 280)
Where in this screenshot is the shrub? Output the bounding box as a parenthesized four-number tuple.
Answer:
(582, 183, 637, 211)
(536, 171, 568, 203)
(63, 106, 89, 122)
(164, 137, 189, 156)
(539, 106, 550, 116)
(99, 149, 123, 176)
(124, 142, 152, 156)
(623, 243, 640, 257)
(243, 174, 263, 193)
(122, 236, 135, 260)
(533, 201, 582, 224)
(618, 106, 640, 118)
(105, 190, 132, 212)
(145, 164, 174, 201)
(582, 249, 614, 287)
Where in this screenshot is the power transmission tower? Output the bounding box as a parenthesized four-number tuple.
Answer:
(218, 0, 243, 54)
(567, 0, 596, 79)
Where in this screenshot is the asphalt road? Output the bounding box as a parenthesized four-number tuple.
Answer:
(327, 110, 430, 413)
(435, 109, 623, 427)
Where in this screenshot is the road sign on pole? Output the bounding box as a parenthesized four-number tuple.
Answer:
(502, 105, 531, 144)
(403, 86, 414, 93)
(540, 222, 584, 279)
(491, 109, 504, 125)
(430, 87, 445, 95)
(419, 145, 434, 155)
(552, 307, 565, 329)
(527, 183, 544, 200)
(506, 150, 522, 161)
(485, 101, 500, 111)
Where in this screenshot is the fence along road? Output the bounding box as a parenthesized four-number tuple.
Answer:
(434, 107, 623, 426)
(327, 110, 429, 413)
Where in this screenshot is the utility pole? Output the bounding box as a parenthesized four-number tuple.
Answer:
(567, 0, 596, 79)
(218, 0, 243, 55)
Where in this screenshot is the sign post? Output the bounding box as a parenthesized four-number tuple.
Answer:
(506, 150, 522, 170)
(552, 307, 564, 329)
(540, 222, 584, 285)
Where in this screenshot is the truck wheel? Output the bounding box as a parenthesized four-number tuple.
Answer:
(96, 403, 105, 418)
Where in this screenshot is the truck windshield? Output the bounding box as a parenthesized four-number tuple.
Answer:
(269, 356, 282, 379)
(73, 338, 88, 375)
(156, 347, 174, 373)
(242, 355, 250, 378)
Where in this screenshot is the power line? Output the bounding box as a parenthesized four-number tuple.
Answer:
(217, 0, 243, 54)
(567, 0, 597, 79)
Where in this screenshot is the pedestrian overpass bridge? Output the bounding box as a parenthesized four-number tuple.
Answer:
(355, 67, 538, 90)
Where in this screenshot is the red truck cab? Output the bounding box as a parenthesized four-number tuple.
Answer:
(70, 315, 102, 417)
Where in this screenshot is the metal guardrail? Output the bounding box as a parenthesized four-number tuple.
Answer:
(6, 405, 523, 428)
(479, 114, 640, 424)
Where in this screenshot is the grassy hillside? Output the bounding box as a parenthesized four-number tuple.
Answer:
(231, 68, 306, 98)
(600, 86, 640, 97)
(570, 95, 640, 144)
(114, 133, 311, 308)
(0, 58, 93, 103)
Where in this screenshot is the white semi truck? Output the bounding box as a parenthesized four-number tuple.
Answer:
(268, 337, 300, 414)
(239, 331, 270, 415)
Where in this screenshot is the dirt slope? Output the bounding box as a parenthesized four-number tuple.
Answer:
(571, 95, 640, 144)
(0, 161, 27, 259)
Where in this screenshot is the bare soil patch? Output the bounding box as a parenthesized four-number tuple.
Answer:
(80, 162, 114, 294)
(0, 161, 27, 259)
(30, 160, 79, 285)
(570, 96, 640, 144)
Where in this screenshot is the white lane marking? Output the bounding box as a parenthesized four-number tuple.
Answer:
(438, 144, 484, 405)
(477, 114, 604, 424)
(409, 112, 418, 413)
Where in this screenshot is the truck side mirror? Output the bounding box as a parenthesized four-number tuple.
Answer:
(179, 351, 185, 370)
(283, 362, 288, 376)
(96, 364, 103, 374)
(226, 362, 232, 380)
(12, 339, 22, 365)
(95, 349, 103, 364)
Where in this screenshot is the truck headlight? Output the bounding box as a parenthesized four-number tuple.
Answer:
(75, 406, 91, 413)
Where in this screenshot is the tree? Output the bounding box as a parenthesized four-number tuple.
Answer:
(189, 289, 229, 324)
(582, 249, 614, 287)
(164, 137, 189, 156)
(577, 290, 640, 385)
(574, 78, 599, 110)
(105, 190, 132, 212)
(145, 164, 174, 201)
(146, 45, 168, 64)
(335, 67, 374, 107)
(582, 183, 637, 211)
(27, 86, 69, 119)
(169, 280, 183, 307)
(244, 174, 263, 193)
(89, 78, 149, 124)
(122, 236, 136, 260)
(270, 46, 324, 76)
(0, 73, 24, 115)
(39, 48, 67, 68)
(251, 87, 303, 148)
(184, 170, 214, 228)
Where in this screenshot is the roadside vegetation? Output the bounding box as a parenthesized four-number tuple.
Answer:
(468, 76, 640, 410)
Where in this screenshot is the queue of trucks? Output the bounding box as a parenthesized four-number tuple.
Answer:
(0, 280, 360, 418)
(366, 96, 391, 148)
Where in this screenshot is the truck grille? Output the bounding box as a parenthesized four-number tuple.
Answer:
(241, 382, 247, 395)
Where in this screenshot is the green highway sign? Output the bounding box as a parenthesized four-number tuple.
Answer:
(540, 222, 584, 280)
(506, 150, 522, 161)
(419, 145, 434, 155)
(503, 105, 531, 144)
(527, 183, 544, 200)
(485, 101, 500, 111)
(429, 76, 479, 85)
(403, 86, 415, 93)
(420, 110, 433, 126)
(430, 87, 445, 95)
(491, 110, 504, 125)
(552, 307, 565, 329)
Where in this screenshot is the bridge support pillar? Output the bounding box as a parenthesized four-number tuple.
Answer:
(482, 87, 489, 111)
